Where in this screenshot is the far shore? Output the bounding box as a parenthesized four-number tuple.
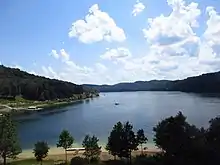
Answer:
(0, 93, 99, 115)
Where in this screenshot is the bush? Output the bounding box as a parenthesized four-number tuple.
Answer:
(134, 155, 161, 165)
(70, 156, 86, 165)
(90, 157, 100, 164)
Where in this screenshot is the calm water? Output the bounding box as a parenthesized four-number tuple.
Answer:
(16, 92, 220, 149)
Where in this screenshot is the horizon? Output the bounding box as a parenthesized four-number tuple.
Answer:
(1, 0, 220, 85)
(1, 64, 218, 86)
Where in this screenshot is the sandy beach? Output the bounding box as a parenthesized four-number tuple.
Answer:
(18, 146, 161, 161)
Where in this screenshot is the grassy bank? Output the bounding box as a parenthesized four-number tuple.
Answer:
(0, 93, 99, 115)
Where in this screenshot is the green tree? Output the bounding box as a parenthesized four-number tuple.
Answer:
(82, 135, 101, 163)
(57, 129, 74, 164)
(206, 117, 220, 164)
(136, 129, 148, 155)
(153, 112, 200, 165)
(33, 141, 49, 165)
(106, 121, 138, 163)
(0, 114, 21, 165)
(106, 122, 123, 159)
(122, 122, 138, 163)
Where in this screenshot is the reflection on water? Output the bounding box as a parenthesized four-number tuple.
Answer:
(17, 92, 220, 149)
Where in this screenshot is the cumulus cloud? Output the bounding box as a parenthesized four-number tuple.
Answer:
(143, 0, 201, 45)
(15, 0, 220, 85)
(68, 4, 126, 43)
(132, 0, 145, 16)
(50, 49, 70, 61)
(203, 6, 220, 55)
(50, 50, 59, 59)
(100, 48, 132, 61)
(60, 49, 70, 61)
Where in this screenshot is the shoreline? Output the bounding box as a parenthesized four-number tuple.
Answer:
(18, 145, 161, 160)
(0, 93, 99, 115)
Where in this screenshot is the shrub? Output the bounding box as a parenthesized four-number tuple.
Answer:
(70, 156, 86, 165)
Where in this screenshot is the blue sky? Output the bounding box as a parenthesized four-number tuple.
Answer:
(1, 0, 220, 84)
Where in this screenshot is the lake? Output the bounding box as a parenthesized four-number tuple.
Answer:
(17, 92, 220, 149)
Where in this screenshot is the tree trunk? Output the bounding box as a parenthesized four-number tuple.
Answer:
(3, 155, 6, 165)
(141, 144, 143, 155)
(40, 160, 42, 165)
(114, 155, 116, 160)
(65, 149, 67, 164)
(129, 151, 132, 165)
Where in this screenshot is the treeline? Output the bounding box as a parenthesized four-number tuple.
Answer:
(0, 65, 97, 101)
(1, 112, 220, 165)
(85, 71, 220, 93)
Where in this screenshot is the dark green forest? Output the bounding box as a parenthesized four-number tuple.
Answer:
(0, 65, 96, 101)
(85, 71, 220, 93)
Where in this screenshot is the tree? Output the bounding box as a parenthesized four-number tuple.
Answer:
(57, 129, 74, 164)
(206, 117, 220, 164)
(136, 129, 148, 155)
(106, 122, 123, 159)
(82, 135, 101, 163)
(153, 112, 201, 165)
(106, 121, 138, 163)
(122, 122, 138, 163)
(0, 114, 21, 165)
(33, 141, 49, 165)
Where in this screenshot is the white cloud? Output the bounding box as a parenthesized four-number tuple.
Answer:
(95, 63, 107, 72)
(100, 48, 132, 61)
(60, 49, 70, 61)
(132, 0, 145, 16)
(14, 0, 220, 85)
(68, 4, 126, 43)
(50, 50, 59, 59)
(204, 7, 220, 47)
(50, 49, 70, 61)
(143, 0, 201, 45)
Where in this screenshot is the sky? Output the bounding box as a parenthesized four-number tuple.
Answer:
(1, 0, 220, 85)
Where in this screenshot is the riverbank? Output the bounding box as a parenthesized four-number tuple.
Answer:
(0, 93, 99, 115)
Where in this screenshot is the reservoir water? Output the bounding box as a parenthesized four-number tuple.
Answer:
(17, 92, 220, 149)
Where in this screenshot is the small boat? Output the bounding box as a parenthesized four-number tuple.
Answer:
(115, 102, 119, 105)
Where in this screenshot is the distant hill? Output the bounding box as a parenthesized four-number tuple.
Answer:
(0, 65, 96, 101)
(84, 71, 220, 93)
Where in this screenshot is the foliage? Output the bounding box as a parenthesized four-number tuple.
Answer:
(152, 111, 220, 165)
(106, 121, 138, 162)
(33, 141, 49, 164)
(70, 157, 86, 165)
(0, 65, 96, 101)
(136, 129, 147, 154)
(153, 112, 198, 154)
(82, 135, 101, 162)
(134, 155, 162, 165)
(206, 117, 220, 164)
(106, 122, 123, 158)
(57, 129, 74, 164)
(0, 114, 21, 165)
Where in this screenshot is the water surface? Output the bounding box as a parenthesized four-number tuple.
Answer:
(17, 92, 220, 149)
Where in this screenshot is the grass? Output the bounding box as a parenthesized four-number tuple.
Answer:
(9, 159, 54, 165)
(0, 95, 88, 109)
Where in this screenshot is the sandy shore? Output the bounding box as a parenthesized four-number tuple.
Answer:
(18, 146, 161, 161)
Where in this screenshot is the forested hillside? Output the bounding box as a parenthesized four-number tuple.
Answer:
(0, 65, 95, 101)
(85, 71, 220, 93)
